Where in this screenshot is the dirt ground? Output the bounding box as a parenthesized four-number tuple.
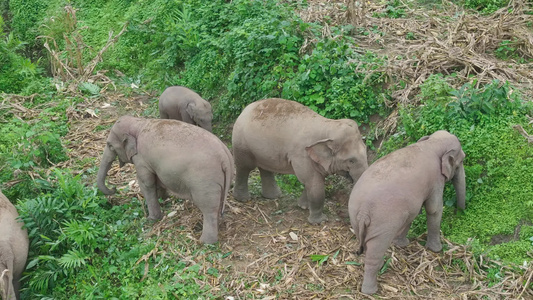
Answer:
(60, 92, 532, 299)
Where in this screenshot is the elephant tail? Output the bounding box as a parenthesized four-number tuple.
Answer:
(0, 244, 14, 299)
(356, 214, 370, 255)
(219, 147, 235, 216)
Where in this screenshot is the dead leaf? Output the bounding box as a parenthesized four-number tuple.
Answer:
(84, 108, 98, 118)
(289, 232, 299, 241)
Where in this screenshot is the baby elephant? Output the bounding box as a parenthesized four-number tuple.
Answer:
(349, 130, 466, 294)
(158, 86, 213, 132)
(232, 98, 368, 224)
(97, 116, 234, 244)
(0, 190, 29, 300)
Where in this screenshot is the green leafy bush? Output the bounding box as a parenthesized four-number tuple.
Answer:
(462, 0, 509, 14)
(7, 0, 49, 44)
(373, 0, 407, 18)
(0, 16, 44, 94)
(15, 169, 213, 298)
(0, 94, 70, 200)
(68, 0, 388, 123)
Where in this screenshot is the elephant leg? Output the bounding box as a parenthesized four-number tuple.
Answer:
(199, 211, 219, 244)
(361, 233, 395, 295)
(393, 221, 412, 247)
(13, 277, 21, 300)
(259, 168, 281, 199)
(156, 178, 169, 200)
(297, 173, 326, 224)
(192, 187, 221, 244)
(307, 180, 327, 224)
(424, 190, 444, 252)
(136, 167, 162, 220)
(233, 163, 253, 202)
(297, 187, 309, 209)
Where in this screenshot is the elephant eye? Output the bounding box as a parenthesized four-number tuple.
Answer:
(349, 159, 356, 164)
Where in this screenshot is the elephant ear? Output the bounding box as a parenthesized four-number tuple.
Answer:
(417, 135, 430, 142)
(123, 134, 137, 161)
(441, 149, 457, 181)
(186, 102, 197, 122)
(306, 139, 335, 173)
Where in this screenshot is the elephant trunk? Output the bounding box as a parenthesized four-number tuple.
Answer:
(203, 122, 212, 133)
(196, 117, 212, 133)
(349, 160, 369, 184)
(97, 145, 117, 195)
(452, 163, 466, 210)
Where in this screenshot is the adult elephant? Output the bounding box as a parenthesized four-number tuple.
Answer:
(158, 86, 213, 132)
(97, 116, 233, 244)
(232, 98, 368, 224)
(0, 190, 29, 300)
(348, 130, 466, 295)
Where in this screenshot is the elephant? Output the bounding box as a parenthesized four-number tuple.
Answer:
(348, 130, 466, 295)
(96, 116, 234, 244)
(0, 190, 29, 300)
(232, 98, 368, 224)
(158, 86, 213, 132)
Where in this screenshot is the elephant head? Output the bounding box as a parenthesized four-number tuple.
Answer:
(418, 131, 466, 209)
(97, 117, 139, 195)
(306, 120, 368, 183)
(186, 102, 213, 132)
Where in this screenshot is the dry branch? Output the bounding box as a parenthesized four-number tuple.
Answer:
(299, 0, 533, 104)
(38, 6, 127, 93)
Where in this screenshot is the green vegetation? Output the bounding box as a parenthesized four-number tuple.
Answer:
(0, 16, 44, 94)
(1, 0, 532, 298)
(16, 169, 216, 298)
(463, 0, 509, 14)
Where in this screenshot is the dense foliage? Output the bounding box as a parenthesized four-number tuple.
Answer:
(0, 0, 532, 298)
(0, 16, 43, 93)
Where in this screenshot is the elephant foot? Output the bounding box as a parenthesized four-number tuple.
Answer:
(146, 215, 162, 226)
(393, 237, 410, 248)
(426, 240, 442, 252)
(261, 186, 281, 199)
(308, 213, 327, 224)
(297, 195, 308, 209)
(361, 281, 378, 295)
(147, 209, 163, 221)
(233, 188, 251, 202)
(199, 233, 218, 244)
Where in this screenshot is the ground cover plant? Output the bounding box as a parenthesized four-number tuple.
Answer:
(0, 0, 532, 298)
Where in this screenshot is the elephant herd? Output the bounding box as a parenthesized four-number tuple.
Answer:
(0, 86, 466, 298)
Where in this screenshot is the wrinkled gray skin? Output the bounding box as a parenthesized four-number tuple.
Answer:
(158, 86, 213, 132)
(0, 190, 29, 300)
(97, 116, 234, 244)
(232, 98, 368, 224)
(348, 130, 466, 295)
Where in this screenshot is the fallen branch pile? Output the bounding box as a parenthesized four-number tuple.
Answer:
(300, 0, 533, 103)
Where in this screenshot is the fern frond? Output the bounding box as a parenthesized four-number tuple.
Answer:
(58, 249, 87, 270)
